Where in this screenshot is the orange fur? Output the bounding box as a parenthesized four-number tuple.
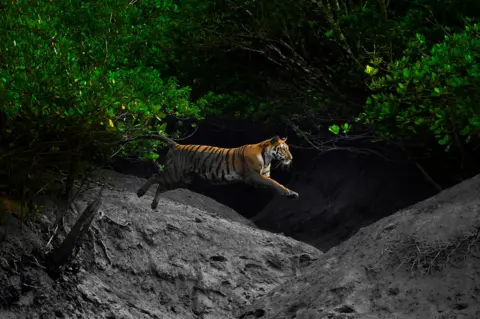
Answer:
(129, 135, 299, 209)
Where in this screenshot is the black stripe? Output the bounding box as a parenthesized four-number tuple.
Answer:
(178, 148, 188, 175)
(173, 149, 181, 176)
(184, 145, 196, 152)
(194, 146, 212, 168)
(167, 152, 179, 182)
(173, 150, 184, 181)
(231, 148, 237, 172)
(240, 146, 247, 169)
(165, 148, 177, 182)
(199, 147, 217, 174)
(224, 149, 232, 175)
(183, 149, 192, 176)
(214, 150, 225, 180)
(192, 145, 203, 153)
(202, 149, 215, 176)
(190, 145, 204, 169)
(171, 162, 180, 182)
(203, 146, 214, 153)
(207, 149, 224, 180)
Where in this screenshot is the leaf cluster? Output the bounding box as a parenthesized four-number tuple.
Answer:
(0, 0, 223, 202)
(362, 22, 480, 151)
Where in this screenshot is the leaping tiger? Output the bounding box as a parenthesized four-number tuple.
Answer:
(123, 134, 299, 209)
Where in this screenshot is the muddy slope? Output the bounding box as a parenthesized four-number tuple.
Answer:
(0, 169, 320, 319)
(241, 174, 480, 319)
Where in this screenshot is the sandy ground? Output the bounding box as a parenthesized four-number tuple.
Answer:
(241, 174, 480, 319)
(0, 169, 320, 318)
(1, 169, 480, 318)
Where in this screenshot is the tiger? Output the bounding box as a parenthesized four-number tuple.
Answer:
(123, 134, 299, 209)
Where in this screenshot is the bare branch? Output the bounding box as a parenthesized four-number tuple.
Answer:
(282, 115, 390, 160)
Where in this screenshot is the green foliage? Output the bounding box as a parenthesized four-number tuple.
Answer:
(361, 23, 480, 150)
(165, 0, 480, 131)
(3, 0, 480, 203)
(0, 0, 223, 201)
(328, 123, 351, 135)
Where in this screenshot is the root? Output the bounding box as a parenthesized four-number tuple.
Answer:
(45, 187, 104, 278)
(98, 237, 112, 264)
(91, 226, 112, 265)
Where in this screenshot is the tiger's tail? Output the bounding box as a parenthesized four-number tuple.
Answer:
(121, 134, 178, 147)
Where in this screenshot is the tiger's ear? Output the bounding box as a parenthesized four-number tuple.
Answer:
(281, 137, 288, 142)
(270, 136, 280, 145)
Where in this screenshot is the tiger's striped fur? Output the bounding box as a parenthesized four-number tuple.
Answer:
(127, 134, 299, 209)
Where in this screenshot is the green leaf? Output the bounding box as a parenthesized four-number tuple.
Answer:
(438, 135, 450, 145)
(329, 124, 340, 135)
(325, 29, 334, 38)
(157, 122, 168, 132)
(365, 65, 378, 76)
(342, 123, 351, 133)
(460, 126, 471, 136)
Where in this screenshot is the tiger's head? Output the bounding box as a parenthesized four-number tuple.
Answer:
(268, 136, 293, 166)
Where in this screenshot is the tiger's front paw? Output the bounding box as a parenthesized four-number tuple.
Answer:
(286, 190, 299, 200)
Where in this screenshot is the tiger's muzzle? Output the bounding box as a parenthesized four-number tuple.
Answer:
(282, 155, 293, 166)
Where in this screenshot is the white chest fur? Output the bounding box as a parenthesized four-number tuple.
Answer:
(261, 164, 271, 177)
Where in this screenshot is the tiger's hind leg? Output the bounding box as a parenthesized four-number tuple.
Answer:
(137, 173, 160, 198)
(150, 180, 182, 209)
(136, 170, 182, 209)
(151, 172, 196, 209)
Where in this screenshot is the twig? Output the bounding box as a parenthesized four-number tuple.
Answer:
(104, 39, 109, 64)
(392, 228, 480, 274)
(99, 237, 112, 264)
(0, 257, 9, 267)
(45, 225, 59, 249)
(22, 283, 41, 289)
(171, 124, 200, 141)
(282, 115, 390, 160)
(110, 143, 127, 159)
(92, 226, 112, 265)
(413, 161, 443, 192)
(91, 225, 113, 265)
